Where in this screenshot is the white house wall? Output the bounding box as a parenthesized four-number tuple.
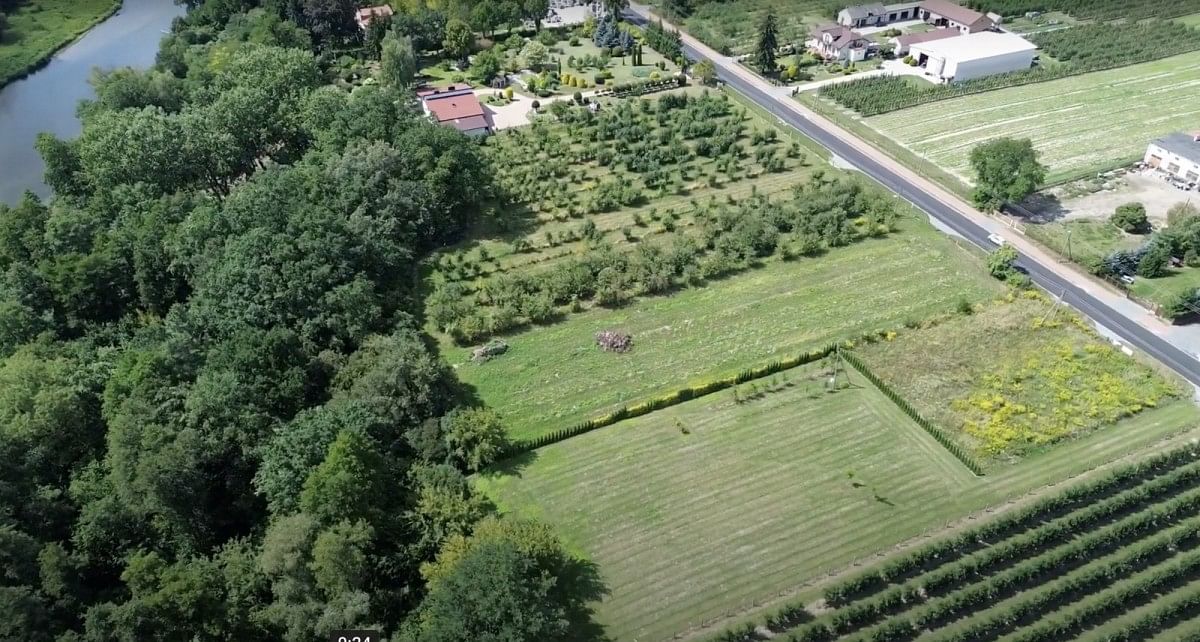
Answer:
(949, 49, 1034, 81)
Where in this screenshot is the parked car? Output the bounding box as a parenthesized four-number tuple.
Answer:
(1120, 275, 1136, 285)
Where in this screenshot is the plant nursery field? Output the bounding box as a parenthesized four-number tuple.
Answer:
(476, 360, 1200, 642)
(717, 443, 1200, 642)
(864, 52, 1200, 183)
(855, 295, 1198, 465)
(442, 215, 1001, 441)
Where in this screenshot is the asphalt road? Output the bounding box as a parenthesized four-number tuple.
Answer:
(624, 11, 1200, 387)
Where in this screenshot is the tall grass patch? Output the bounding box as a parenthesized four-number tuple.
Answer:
(856, 293, 1195, 465)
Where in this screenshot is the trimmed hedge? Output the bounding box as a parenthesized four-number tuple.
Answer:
(499, 343, 839, 459)
(840, 350, 985, 476)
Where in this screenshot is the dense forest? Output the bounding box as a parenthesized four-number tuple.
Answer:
(0, 1, 602, 640)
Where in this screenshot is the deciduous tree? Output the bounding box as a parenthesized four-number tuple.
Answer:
(968, 137, 1046, 211)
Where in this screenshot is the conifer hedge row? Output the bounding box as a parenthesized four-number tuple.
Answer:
(839, 351, 984, 475)
(501, 343, 839, 458)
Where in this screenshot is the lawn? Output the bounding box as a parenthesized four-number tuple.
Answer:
(1178, 13, 1200, 27)
(863, 52, 1200, 184)
(855, 294, 1198, 465)
(476, 358, 1200, 641)
(1025, 218, 1200, 312)
(1024, 218, 1138, 266)
(555, 37, 676, 87)
(440, 215, 1002, 441)
(0, 0, 119, 86)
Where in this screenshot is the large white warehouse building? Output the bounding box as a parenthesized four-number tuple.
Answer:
(909, 31, 1037, 82)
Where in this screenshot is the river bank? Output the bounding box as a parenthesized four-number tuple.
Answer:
(0, 0, 184, 203)
(0, 0, 123, 89)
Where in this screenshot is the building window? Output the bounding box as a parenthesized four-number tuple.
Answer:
(1187, 171, 1199, 182)
(1168, 163, 1181, 173)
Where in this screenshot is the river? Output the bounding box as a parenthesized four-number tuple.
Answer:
(0, 0, 185, 205)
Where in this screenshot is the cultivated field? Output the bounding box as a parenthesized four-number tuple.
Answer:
(442, 216, 1001, 441)
(855, 295, 1197, 466)
(864, 52, 1200, 183)
(732, 444, 1200, 642)
(476, 361, 1200, 642)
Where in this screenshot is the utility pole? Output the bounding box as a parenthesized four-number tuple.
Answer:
(1066, 228, 1072, 262)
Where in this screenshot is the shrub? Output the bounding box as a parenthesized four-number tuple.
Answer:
(1111, 202, 1150, 234)
(531, 99, 541, 109)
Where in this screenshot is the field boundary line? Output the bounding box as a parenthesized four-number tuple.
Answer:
(840, 349, 986, 476)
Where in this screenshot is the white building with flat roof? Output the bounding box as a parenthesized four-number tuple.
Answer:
(909, 31, 1037, 82)
(1146, 133, 1200, 184)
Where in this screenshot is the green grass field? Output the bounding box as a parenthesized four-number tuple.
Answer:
(476, 359, 1200, 641)
(0, 0, 119, 86)
(1175, 12, 1200, 27)
(864, 52, 1200, 184)
(443, 215, 1001, 440)
(855, 295, 1198, 465)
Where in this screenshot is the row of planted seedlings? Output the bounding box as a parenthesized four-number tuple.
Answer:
(705, 446, 1200, 642)
(1095, 588, 1200, 642)
(842, 482, 1200, 642)
(780, 460, 1200, 642)
(437, 185, 795, 288)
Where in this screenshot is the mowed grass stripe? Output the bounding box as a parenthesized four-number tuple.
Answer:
(479, 385, 1200, 641)
(447, 219, 1000, 441)
(866, 52, 1200, 182)
(477, 371, 977, 640)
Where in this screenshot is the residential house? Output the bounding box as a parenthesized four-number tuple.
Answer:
(1146, 133, 1200, 184)
(417, 85, 493, 136)
(809, 24, 871, 62)
(355, 5, 394, 30)
(838, 0, 993, 33)
(915, 0, 993, 33)
(890, 27, 959, 56)
(838, 2, 919, 28)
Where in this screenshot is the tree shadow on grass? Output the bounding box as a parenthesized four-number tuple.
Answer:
(561, 557, 613, 642)
(477, 448, 539, 481)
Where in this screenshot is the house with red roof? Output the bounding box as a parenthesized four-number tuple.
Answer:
(417, 85, 493, 137)
(355, 5, 394, 30)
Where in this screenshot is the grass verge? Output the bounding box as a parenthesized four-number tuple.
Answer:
(0, 0, 121, 88)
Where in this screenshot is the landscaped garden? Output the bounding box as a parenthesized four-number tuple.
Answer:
(418, 14, 681, 96)
(856, 294, 1196, 465)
